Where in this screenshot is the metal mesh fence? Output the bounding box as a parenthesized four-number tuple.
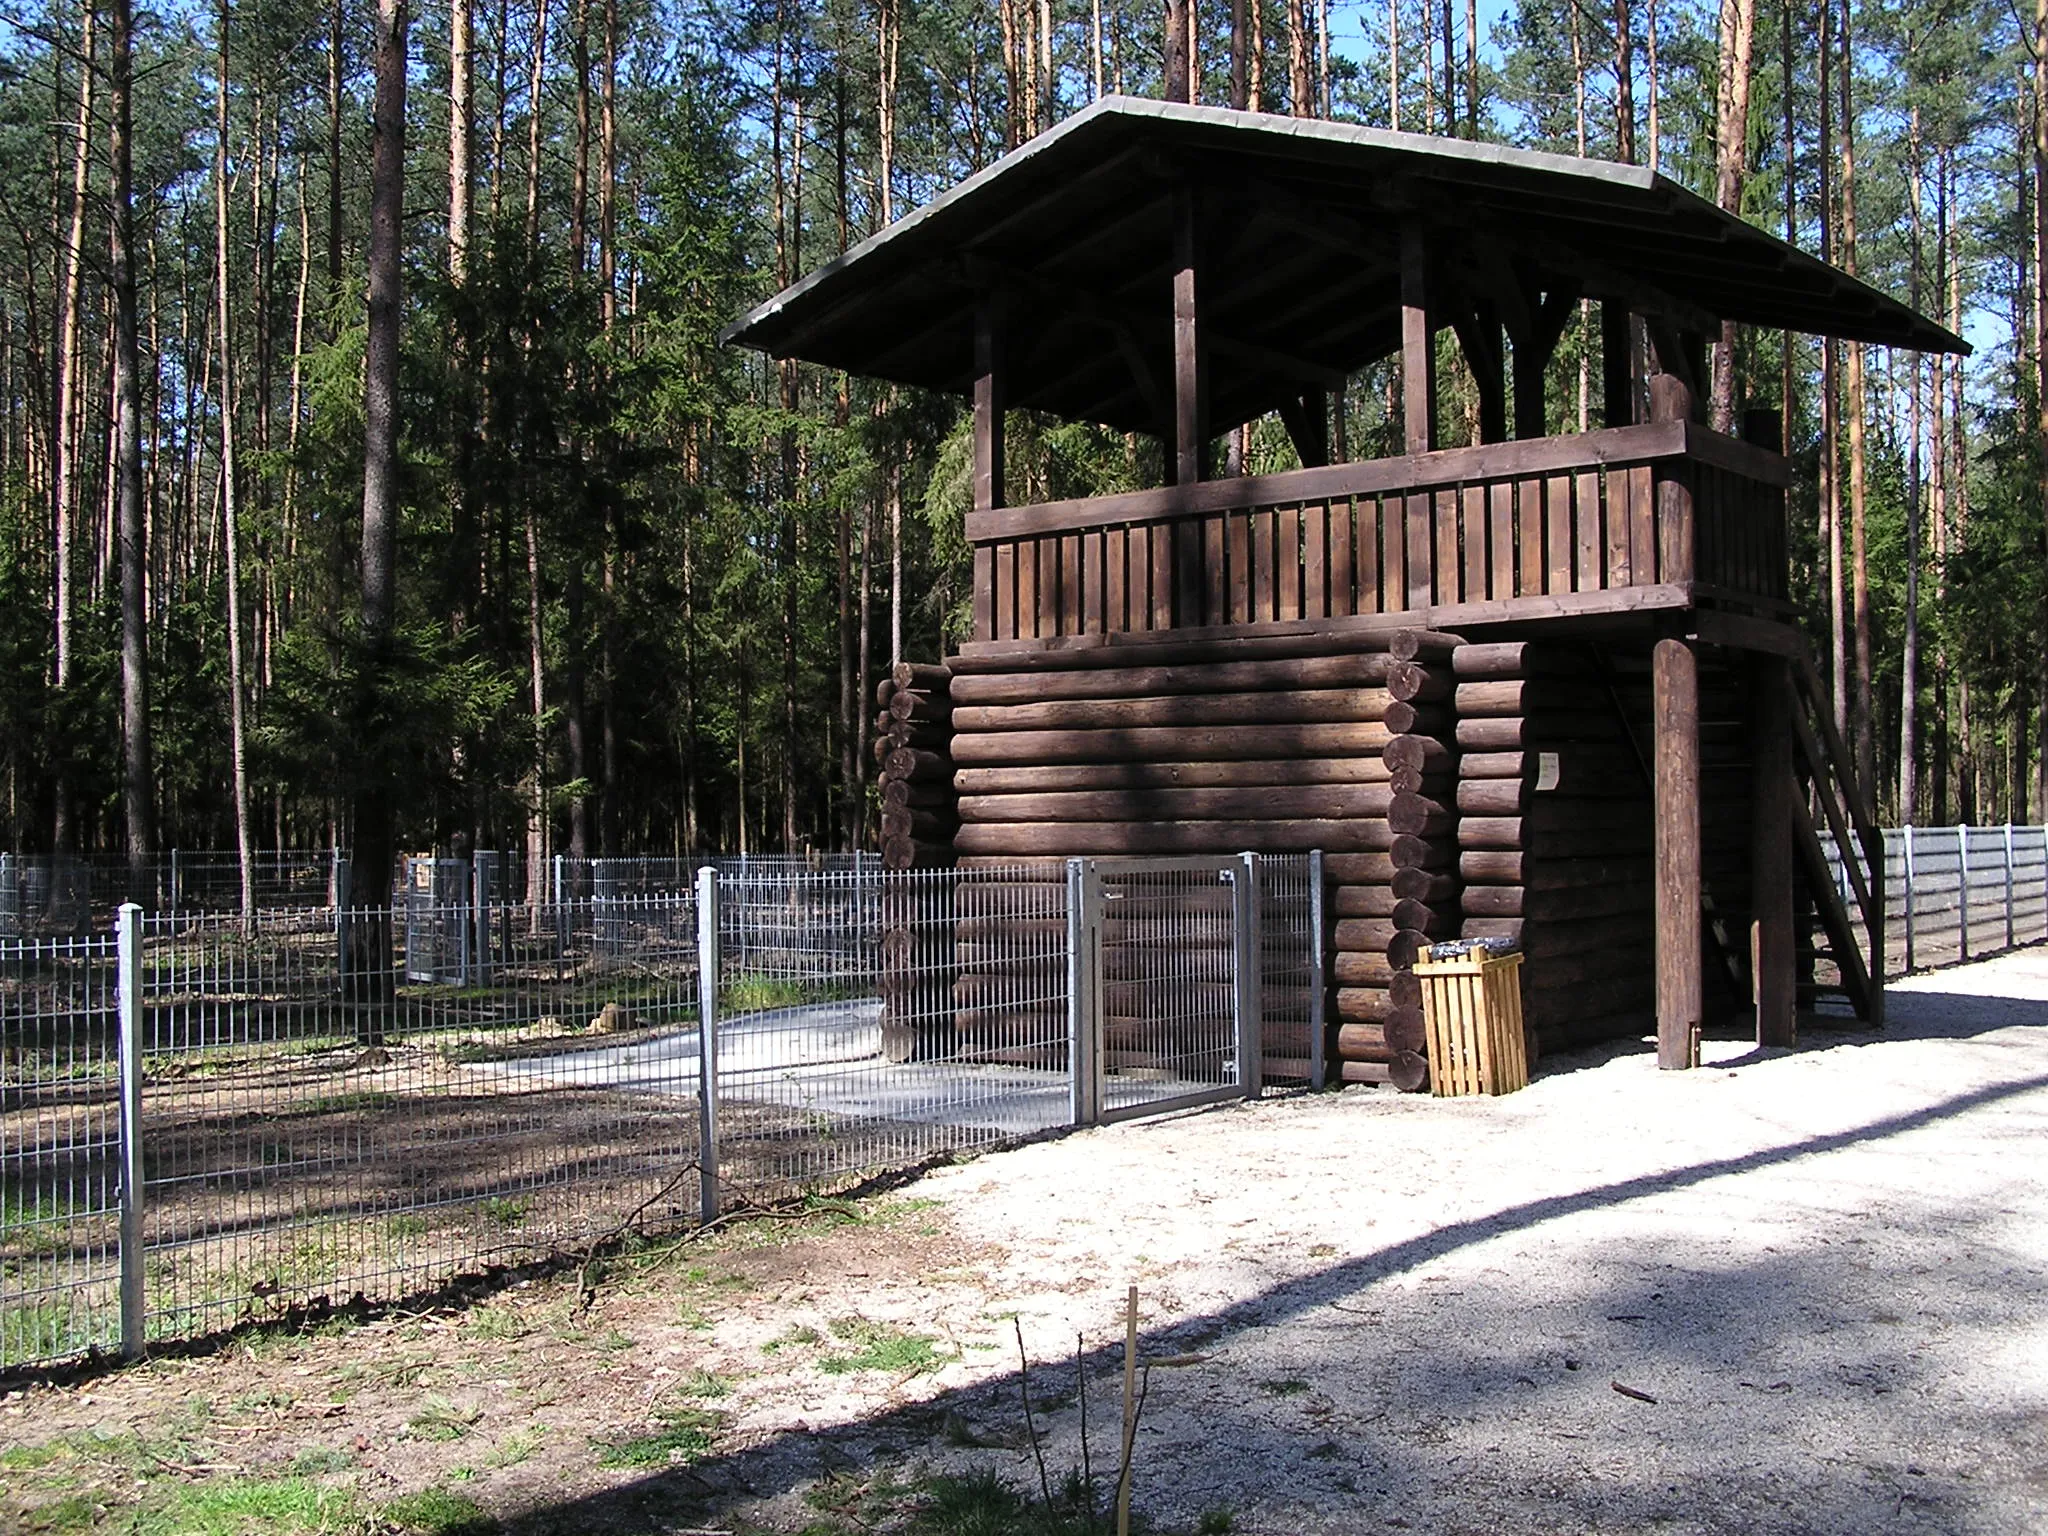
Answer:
(2, 853, 1323, 1371)
(0, 932, 123, 1364)
(1092, 858, 1249, 1122)
(1257, 852, 1325, 1087)
(710, 863, 1073, 1202)
(133, 898, 703, 1347)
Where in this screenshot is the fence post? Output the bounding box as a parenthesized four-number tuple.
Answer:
(1235, 852, 1263, 1099)
(695, 864, 720, 1225)
(1065, 858, 1099, 1128)
(116, 903, 146, 1361)
(1902, 829, 1916, 974)
(1958, 825, 1970, 961)
(2005, 824, 2016, 950)
(1307, 849, 1327, 1090)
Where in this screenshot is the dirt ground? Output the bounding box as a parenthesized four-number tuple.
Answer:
(4, 948, 2046, 1535)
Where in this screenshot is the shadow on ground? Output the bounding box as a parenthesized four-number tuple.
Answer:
(485, 984, 2048, 1536)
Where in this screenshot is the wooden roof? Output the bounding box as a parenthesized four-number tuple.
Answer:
(722, 97, 1966, 437)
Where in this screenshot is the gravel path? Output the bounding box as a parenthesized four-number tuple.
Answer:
(743, 948, 2048, 1535)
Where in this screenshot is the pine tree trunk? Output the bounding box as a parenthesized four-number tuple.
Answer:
(524, 0, 550, 254)
(327, 0, 345, 310)
(2037, 0, 2048, 818)
(449, 0, 472, 278)
(1614, 0, 1634, 160)
(1901, 107, 1925, 825)
(351, 0, 408, 1019)
(1710, 0, 1755, 430)
(1167, 0, 1191, 103)
(110, 0, 153, 902)
(216, 7, 255, 921)
(1839, 0, 1873, 797)
(1231, 0, 1248, 108)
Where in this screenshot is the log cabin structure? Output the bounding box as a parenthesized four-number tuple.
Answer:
(724, 99, 1966, 1084)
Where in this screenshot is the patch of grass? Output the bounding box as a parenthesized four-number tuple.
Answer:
(599, 1328, 635, 1351)
(1196, 1510, 1237, 1535)
(762, 1323, 822, 1354)
(289, 1446, 356, 1476)
(1, 1441, 62, 1469)
(593, 1406, 722, 1468)
(387, 1213, 432, 1239)
(812, 1468, 1109, 1535)
(677, 1366, 730, 1399)
(480, 1426, 544, 1470)
(479, 1196, 530, 1228)
(405, 1395, 483, 1443)
(292, 1090, 401, 1118)
(816, 1316, 947, 1376)
(20, 1493, 99, 1532)
(722, 973, 863, 1014)
(465, 1305, 526, 1342)
(1257, 1378, 1311, 1397)
(380, 1487, 498, 1536)
(134, 1476, 359, 1535)
(0, 1300, 96, 1361)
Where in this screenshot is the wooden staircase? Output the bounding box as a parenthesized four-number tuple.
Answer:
(1785, 656, 1885, 1025)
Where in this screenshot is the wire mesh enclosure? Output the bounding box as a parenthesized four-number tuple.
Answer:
(1, 853, 1318, 1371)
(0, 931, 123, 1364)
(135, 896, 704, 1349)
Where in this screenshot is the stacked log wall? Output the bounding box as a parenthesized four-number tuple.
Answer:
(945, 632, 1453, 1082)
(875, 663, 959, 1061)
(1451, 640, 1658, 1054)
(1332, 629, 1460, 1090)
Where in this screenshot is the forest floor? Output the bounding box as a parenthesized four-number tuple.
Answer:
(4, 949, 2047, 1536)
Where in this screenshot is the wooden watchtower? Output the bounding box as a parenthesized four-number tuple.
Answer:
(724, 100, 1964, 1083)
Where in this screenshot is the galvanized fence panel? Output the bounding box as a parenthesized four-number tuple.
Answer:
(1089, 856, 1255, 1125)
(0, 931, 124, 1363)
(1256, 852, 1325, 1088)
(131, 896, 702, 1348)
(3, 851, 1317, 1370)
(705, 863, 1074, 1210)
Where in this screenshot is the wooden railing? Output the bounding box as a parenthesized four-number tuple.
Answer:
(966, 420, 1789, 645)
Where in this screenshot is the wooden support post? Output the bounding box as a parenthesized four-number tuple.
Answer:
(973, 295, 1006, 514)
(1680, 330, 1708, 407)
(1601, 302, 1634, 428)
(1449, 301, 1506, 443)
(1172, 182, 1206, 486)
(1400, 221, 1436, 456)
(1276, 389, 1329, 468)
(1653, 637, 1702, 1069)
(1751, 656, 1796, 1048)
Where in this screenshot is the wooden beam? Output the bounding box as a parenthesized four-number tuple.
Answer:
(1446, 298, 1507, 444)
(1751, 655, 1796, 1047)
(1208, 333, 1348, 391)
(1275, 390, 1330, 468)
(1513, 282, 1579, 439)
(973, 295, 1006, 515)
(1653, 636, 1701, 1069)
(1602, 302, 1634, 429)
(1400, 220, 1436, 455)
(1172, 180, 1206, 485)
(969, 418, 1710, 541)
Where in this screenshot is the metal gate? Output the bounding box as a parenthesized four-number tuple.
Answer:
(1067, 854, 1261, 1125)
